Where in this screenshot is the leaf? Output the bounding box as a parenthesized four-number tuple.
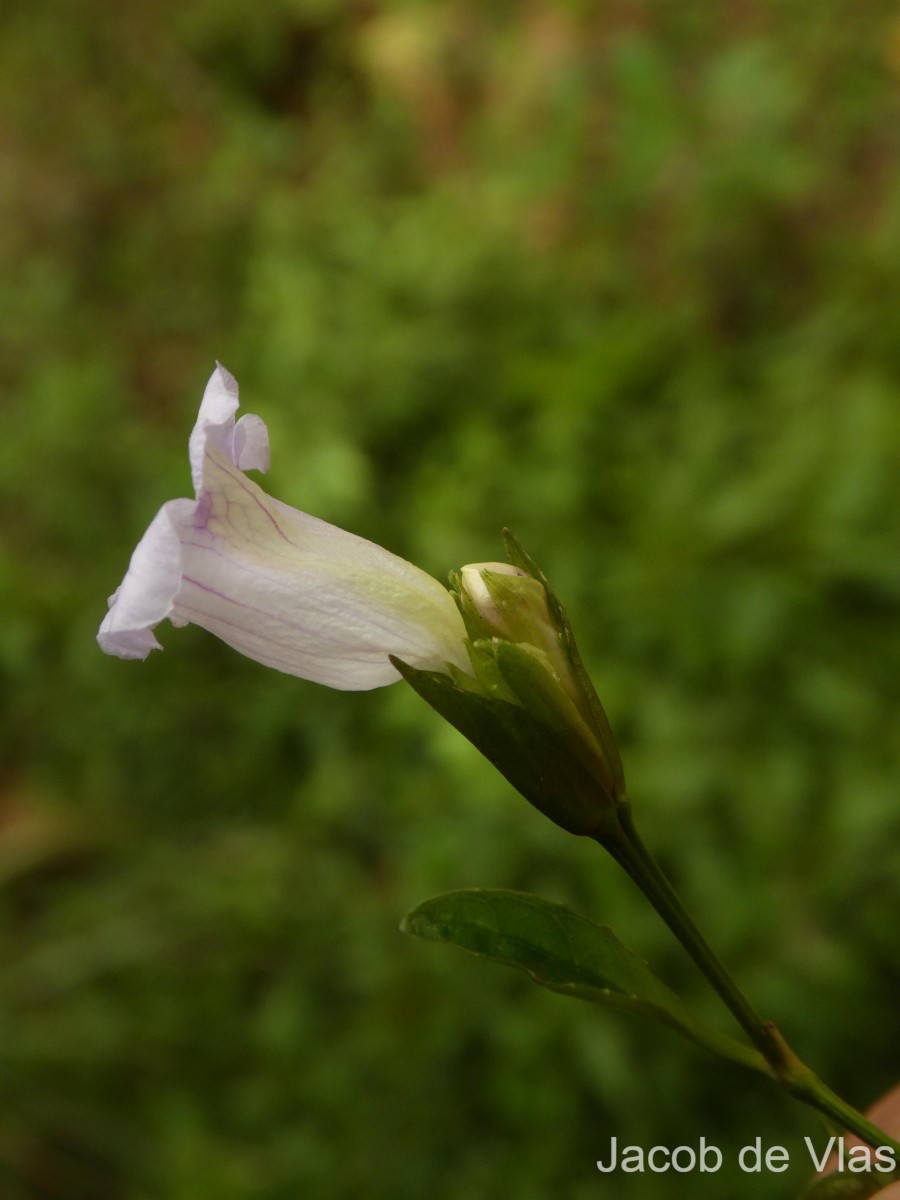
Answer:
(402, 888, 768, 1074)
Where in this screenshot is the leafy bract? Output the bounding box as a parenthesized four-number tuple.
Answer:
(403, 888, 768, 1074)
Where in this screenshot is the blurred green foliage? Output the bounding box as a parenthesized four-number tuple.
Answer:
(3, 1, 900, 1197)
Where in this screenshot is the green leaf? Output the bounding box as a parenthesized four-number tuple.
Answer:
(402, 888, 768, 1075)
(796, 1167, 900, 1199)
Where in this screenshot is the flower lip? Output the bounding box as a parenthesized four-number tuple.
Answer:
(98, 499, 192, 660)
(189, 363, 270, 491)
(98, 365, 470, 689)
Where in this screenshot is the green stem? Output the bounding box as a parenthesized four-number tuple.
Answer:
(595, 803, 900, 1157)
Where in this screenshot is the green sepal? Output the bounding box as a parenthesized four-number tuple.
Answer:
(402, 888, 768, 1074)
(391, 657, 613, 836)
(464, 639, 520, 705)
(492, 639, 615, 792)
(796, 1168, 900, 1199)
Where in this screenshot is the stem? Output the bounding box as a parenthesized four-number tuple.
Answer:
(599, 806, 781, 1066)
(595, 803, 900, 1157)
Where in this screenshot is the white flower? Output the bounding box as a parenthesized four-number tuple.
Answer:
(98, 365, 470, 689)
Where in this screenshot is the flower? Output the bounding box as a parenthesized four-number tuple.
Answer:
(98, 365, 470, 689)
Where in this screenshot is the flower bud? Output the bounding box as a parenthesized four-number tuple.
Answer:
(396, 535, 626, 839)
(458, 563, 543, 640)
(458, 562, 584, 710)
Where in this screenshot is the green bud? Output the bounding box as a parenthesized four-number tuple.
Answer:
(394, 532, 626, 838)
(457, 563, 556, 654)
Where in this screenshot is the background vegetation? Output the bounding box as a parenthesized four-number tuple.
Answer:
(3, 2, 900, 1197)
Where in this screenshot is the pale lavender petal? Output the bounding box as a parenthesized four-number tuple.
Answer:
(172, 442, 469, 689)
(189, 364, 241, 492)
(232, 413, 270, 473)
(98, 498, 194, 659)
